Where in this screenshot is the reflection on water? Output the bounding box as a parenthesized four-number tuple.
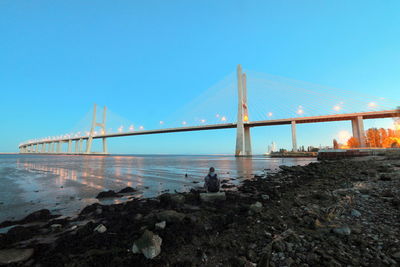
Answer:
(0, 154, 315, 221)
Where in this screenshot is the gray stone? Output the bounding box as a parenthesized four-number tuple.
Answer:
(380, 173, 392, 181)
(332, 226, 351, 236)
(50, 224, 62, 231)
(132, 230, 162, 259)
(261, 194, 270, 200)
(155, 221, 166, 230)
(199, 192, 226, 202)
(0, 248, 34, 264)
(170, 194, 185, 204)
(156, 210, 185, 223)
(94, 224, 107, 233)
(351, 209, 361, 217)
(392, 251, 400, 259)
(249, 201, 263, 213)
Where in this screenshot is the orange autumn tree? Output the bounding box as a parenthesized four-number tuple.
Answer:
(347, 127, 400, 148)
(347, 137, 359, 148)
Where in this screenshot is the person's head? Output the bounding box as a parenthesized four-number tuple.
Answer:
(209, 167, 215, 173)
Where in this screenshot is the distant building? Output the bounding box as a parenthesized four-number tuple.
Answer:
(266, 141, 277, 154)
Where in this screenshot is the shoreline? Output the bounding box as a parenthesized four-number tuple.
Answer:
(0, 156, 399, 266)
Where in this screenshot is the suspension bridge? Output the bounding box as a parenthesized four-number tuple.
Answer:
(18, 65, 400, 156)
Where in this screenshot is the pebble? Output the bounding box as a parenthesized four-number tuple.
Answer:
(50, 224, 62, 231)
(249, 202, 263, 213)
(261, 194, 270, 200)
(155, 221, 166, 230)
(94, 224, 107, 233)
(333, 226, 351, 236)
(351, 209, 361, 217)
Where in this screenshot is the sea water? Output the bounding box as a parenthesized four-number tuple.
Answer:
(0, 154, 315, 222)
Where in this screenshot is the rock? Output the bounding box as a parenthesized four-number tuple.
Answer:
(261, 194, 270, 200)
(0, 248, 34, 264)
(199, 192, 226, 202)
(249, 202, 263, 213)
(351, 209, 361, 217)
(135, 213, 143, 220)
(380, 173, 392, 181)
(96, 190, 121, 198)
(50, 224, 62, 231)
(94, 224, 107, 233)
(95, 207, 103, 215)
(170, 194, 185, 205)
(155, 221, 166, 230)
(391, 198, 400, 207)
(132, 230, 162, 259)
(118, 187, 137, 193)
(221, 183, 235, 189)
(156, 210, 185, 223)
(332, 226, 351, 236)
(392, 251, 400, 259)
(23, 209, 53, 223)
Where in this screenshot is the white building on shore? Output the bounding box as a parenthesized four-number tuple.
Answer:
(266, 141, 277, 154)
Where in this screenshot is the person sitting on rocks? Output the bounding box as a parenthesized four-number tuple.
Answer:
(204, 167, 220, 192)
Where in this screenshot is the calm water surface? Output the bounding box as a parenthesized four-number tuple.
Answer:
(0, 154, 316, 222)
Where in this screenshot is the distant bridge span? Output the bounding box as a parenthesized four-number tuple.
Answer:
(19, 108, 399, 155)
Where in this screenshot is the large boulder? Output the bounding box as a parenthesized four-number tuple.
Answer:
(132, 230, 162, 259)
(0, 248, 34, 265)
(199, 192, 226, 202)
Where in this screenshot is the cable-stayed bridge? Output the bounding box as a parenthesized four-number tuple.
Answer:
(19, 65, 400, 156)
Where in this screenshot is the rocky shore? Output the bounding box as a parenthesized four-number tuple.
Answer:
(0, 156, 400, 266)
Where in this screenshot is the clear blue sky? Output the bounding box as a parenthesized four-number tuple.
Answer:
(1, 0, 399, 154)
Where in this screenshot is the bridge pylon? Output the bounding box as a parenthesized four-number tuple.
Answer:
(235, 64, 252, 156)
(85, 104, 108, 154)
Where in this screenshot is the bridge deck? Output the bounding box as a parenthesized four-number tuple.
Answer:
(20, 109, 399, 147)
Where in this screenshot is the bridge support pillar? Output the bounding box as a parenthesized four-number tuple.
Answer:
(235, 64, 252, 156)
(85, 104, 108, 154)
(57, 142, 62, 153)
(291, 121, 298, 152)
(351, 116, 366, 147)
(79, 139, 83, 153)
(68, 140, 72, 153)
(75, 140, 79, 153)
